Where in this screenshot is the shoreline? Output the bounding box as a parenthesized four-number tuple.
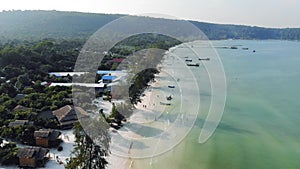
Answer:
(105, 40, 203, 168)
(108, 40, 204, 168)
(106, 70, 169, 169)
(105, 51, 177, 169)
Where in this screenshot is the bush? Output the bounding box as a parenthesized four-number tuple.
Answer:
(0, 142, 19, 165)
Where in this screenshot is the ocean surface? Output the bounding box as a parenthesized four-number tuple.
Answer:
(130, 40, 300, 169)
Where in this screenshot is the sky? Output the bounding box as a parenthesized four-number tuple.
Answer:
(1, 0, 300, 28)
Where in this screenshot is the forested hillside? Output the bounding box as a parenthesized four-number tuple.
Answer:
(0, 10, 300, 41)
(0, 10, 121, 40)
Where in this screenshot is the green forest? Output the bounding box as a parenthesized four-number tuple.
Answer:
(0, 10, 300, 41)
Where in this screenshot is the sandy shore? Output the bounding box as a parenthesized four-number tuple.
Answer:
(105, 65, 174, 169)
(106, 43, 202, 169)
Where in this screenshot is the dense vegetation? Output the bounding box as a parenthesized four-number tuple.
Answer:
(0, 138, 19, 165)
(0, 10, 121, 40)
(0, 10, 300, 41)
(0, 39, 79, 129)
(0, 32, 180, 167)
(0, 40, 78, 156)
(191, 21, 300, 40)
(129, 68, 159, 104)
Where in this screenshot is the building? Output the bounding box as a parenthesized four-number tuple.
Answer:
(96, 70, 127, 75)
(37, 110, 56, 121)
(17, 147, 49, 168)
(34, 129, 61, 147)
(48, 72, 87, 78)
(12, 105, 29, 112)
(101, 75, 117, 83)
(52, 105, 87, 129)
(8, 120, 30, 127)
(15, 94, 27, 101)
(110, 58, 124, 63)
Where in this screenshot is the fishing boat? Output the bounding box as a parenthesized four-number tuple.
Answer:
(198, 58, 210, 61)
(166, 95, 173, 100)
(160, 102, 171, 106)
(187, 63, 200, 67)
(168, 85, 175, 88)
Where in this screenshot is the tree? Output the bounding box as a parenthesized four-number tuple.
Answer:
(0, 83, 17, 98)
(0, 141, 19, 165)
(66, 122, 110, 169)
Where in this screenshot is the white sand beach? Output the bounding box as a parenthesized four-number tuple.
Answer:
(105, 46, 202, 169)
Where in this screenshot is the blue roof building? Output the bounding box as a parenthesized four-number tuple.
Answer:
(102, 75, 117, 83)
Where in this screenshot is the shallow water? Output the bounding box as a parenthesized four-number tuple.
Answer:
(130, 40, 300, 169)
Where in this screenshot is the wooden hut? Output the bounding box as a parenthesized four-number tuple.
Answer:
(34, 129, 61, 147)
(17, 147, 49, 168)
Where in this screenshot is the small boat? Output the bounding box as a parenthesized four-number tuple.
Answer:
(185, 59, 193, 62)
(230, 46, 238, 49)
(166, 95, 173, 100)
(242, 48, 249, 50)
(160, 102, 171, 106)
(187, 63, 200, 67)
(168, 85, 175, 88)
(198, 58, 210, 61)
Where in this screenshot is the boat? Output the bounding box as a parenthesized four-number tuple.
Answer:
(160, 102, 171, 106)
(198, 58, 210, 61)
(242, 47, 249, 50)
(187, 63, 200, 67)
(166, 95, 173, 100)
(168, 85, 175, 88)
(185, 59, 193, 62)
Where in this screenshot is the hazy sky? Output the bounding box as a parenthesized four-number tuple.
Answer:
(1, 0, 300, 28)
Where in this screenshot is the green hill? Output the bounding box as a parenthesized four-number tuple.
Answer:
(0, 10, 121, 40)
(0, 10, 300, 41)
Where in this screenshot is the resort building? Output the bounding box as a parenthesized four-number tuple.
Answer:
(8, 120, 31, 127)
(17, 147, 49, 168)
(12, 105, 29, 112)
(101, 75, 117, 83)
(34, 129, 61, 148)
(48, 72, 87, 77)
(52, 105, 88, 129)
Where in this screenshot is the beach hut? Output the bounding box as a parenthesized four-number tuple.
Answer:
(34, 129, 61, 147)
(52, 105, 88, 129)
(8, 120, 31, 127)
(17, 147, 49, 168)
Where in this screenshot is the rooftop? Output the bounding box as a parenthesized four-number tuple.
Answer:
(102, 75, 117, 81)
(49, 72, 87, 77)
(17, 147, 49, 159)
(12, 105, 29, 112)
(49, 82, 105, 88)
(52, 105, 88, 123)
(8, 120, 29, 127)
(34, 129, 61, 141)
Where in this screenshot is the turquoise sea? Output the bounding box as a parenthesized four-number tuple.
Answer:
(133, 40, 300, 169)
